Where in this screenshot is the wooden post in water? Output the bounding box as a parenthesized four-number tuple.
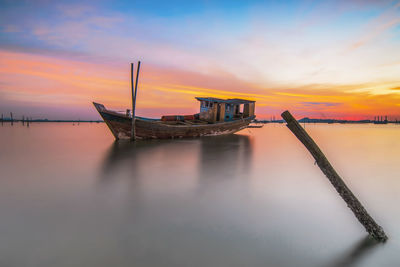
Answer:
(281, 110, 388, 242)
(22, 115, 25, 126)
(130, 61, 141, 141)
(10, 112, 13, 126)
(1, 113, 3, 126)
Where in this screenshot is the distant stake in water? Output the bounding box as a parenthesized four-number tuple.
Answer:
(281, 110, 388, 242)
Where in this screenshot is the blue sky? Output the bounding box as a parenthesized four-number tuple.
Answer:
(0, 0, 400, 119)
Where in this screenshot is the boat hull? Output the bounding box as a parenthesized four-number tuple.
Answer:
(93, 102, 254, 140)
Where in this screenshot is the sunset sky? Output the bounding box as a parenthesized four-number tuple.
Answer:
(1, 0, 400, 120)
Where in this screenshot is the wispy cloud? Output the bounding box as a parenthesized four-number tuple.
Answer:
(350, 18, 400, 50)
(2, 25, 21, 33)
(301, 101, 342, 107)
(347, 0, 400, 51)
(56, 4, 94, 18)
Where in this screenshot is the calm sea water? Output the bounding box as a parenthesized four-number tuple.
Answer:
(0, 122, 399, 267)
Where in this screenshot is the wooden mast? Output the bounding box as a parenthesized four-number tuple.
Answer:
(130, 61, 141, 141)
(130, 63, 135, 141)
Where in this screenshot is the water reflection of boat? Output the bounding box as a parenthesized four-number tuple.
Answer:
(99, 134, 252, 187)
(198, 134, 252, 178)
(99, 139, 172, 180)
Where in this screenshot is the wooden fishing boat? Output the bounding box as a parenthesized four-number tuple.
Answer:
(93, 62, 256, 140)
(93, 97, 256, 140)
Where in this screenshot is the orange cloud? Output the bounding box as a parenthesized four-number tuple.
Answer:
(1, 50, 400, 120)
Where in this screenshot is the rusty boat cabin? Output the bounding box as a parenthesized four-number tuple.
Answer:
(161, 97, 256, 123)
(93, 97, 256, 140)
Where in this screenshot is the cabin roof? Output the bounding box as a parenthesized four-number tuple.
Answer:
(195, 97, 255, 104)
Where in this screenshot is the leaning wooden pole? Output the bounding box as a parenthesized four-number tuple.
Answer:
(281, 110, 388, 242)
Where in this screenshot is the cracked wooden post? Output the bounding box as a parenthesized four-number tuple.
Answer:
(281, 110, 388, 242)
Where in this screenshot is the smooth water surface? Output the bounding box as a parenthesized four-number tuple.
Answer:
(0, 122, 399, 267)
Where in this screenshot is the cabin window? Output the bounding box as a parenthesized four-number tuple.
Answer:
(235, 105, 240, 114)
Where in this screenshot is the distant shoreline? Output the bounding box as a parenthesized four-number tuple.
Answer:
(1, 118, 399, 124)
(255, 118, 400, 124)
(0, 119, 104, 123)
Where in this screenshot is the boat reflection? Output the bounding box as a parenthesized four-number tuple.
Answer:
(99, 134, 253, 194)
(196, 134, 252, 193)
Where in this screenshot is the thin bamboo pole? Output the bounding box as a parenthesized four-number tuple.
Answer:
(130, 61, 141, 141)
(130, 63, 135, 141)
(281, 110, 388, 242)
